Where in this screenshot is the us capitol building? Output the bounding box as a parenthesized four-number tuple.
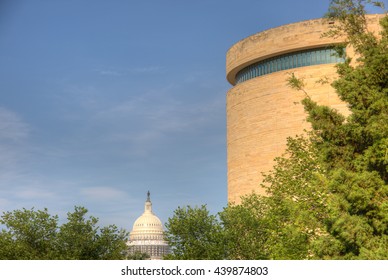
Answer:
(127, 192, 169, 259)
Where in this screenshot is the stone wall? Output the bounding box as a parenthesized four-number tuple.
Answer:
(226, 15, 383, 203)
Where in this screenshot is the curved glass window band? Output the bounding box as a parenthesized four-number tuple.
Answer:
(235, 47, 344, 84)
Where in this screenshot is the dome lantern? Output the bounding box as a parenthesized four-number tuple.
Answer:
(127, 191, 169, 259)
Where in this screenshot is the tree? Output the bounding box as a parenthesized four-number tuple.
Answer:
(0, 206, 128, 260)
(220, 194, 272, 259)
(56, 206, 128, 260)
(260, 135, 329, 259)
(164, 205, 226, 259)
(278, 0, 388, 259)
(0, 208, 58, 259)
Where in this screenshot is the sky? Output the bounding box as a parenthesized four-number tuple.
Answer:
(0, 0, 385, 230)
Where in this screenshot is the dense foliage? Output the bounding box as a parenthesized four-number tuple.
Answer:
(165, 0, 388, 260)
(292, 0, 388, 259)
(164, 205, 226, 259)
(0, 206, 128, 260)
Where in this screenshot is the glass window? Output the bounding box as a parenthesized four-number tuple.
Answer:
(318, 49, 323, 64)
(235, 46, 345, 84)
(306, 51, 311, 65)
(301, 52, 306, 66)
(297, 53, 301, 67)
(285, 55, 290, 69)
(275, 57, 280, 72)
(293, 54, 297, 68)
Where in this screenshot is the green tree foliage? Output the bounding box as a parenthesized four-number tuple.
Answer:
(164, 205, 226, 259)
(260, 135, 329, 259)
(278, 0, 388, 259)
(0, 208, 58, 259)
(220, 194, 271, 259)
(0, 206, 128, 260)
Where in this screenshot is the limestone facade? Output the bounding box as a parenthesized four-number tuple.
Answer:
(226, 15, 383, 203)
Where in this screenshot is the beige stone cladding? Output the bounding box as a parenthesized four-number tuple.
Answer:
(226, 15, 383, 204)
(227, 65, 344, 203)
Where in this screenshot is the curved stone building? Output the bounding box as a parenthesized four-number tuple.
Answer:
(128, 192, 169, 259)
(226, 15, 383, 203)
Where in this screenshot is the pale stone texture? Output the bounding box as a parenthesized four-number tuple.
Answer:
(226, 15, 383, 204)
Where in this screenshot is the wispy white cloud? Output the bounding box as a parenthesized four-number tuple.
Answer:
(78, 186, 140, 227)
(16, 188, 56, 200)
(95, 69, 123, 76)
(80, 186, 129, 201)
(0, 107, 29, 141)
(129, 66, 162, 74)
(60, 76, 226, 159)
(0, 107, 30, 181)
(0, 197, 11, 211)
(0, 181, 64, 220)
(94, 66, 163, 77)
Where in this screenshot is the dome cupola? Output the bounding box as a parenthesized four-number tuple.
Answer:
(131, 191, 164, 236)
(127, 191, 169, 259)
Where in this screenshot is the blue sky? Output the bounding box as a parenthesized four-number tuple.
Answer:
(0, 0, 384, 230)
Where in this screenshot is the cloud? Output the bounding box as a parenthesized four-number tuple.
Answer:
(0, 107, 29, 141)
(129, 66, 162, 73)
(0, 197, 11, 211)
(16, 188, 56, 200)
(100, 70, 122, 76)
(0, 181, 65, 219)
(78, 187, 140, 227)
(34, 68, 226, 174)
(67, 77, 226, 160)
(0, 107, 30, 181)
(80, 186, 128, 201)
(95, 69, 123, 76)
(94, 66, 162, 77)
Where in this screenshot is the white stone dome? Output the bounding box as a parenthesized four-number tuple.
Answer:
(128, 192, 169, 259)
(132, 212, 163, 233)
(129, 192, 166, 241)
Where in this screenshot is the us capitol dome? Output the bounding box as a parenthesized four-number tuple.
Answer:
(127, 191, 169, 259)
